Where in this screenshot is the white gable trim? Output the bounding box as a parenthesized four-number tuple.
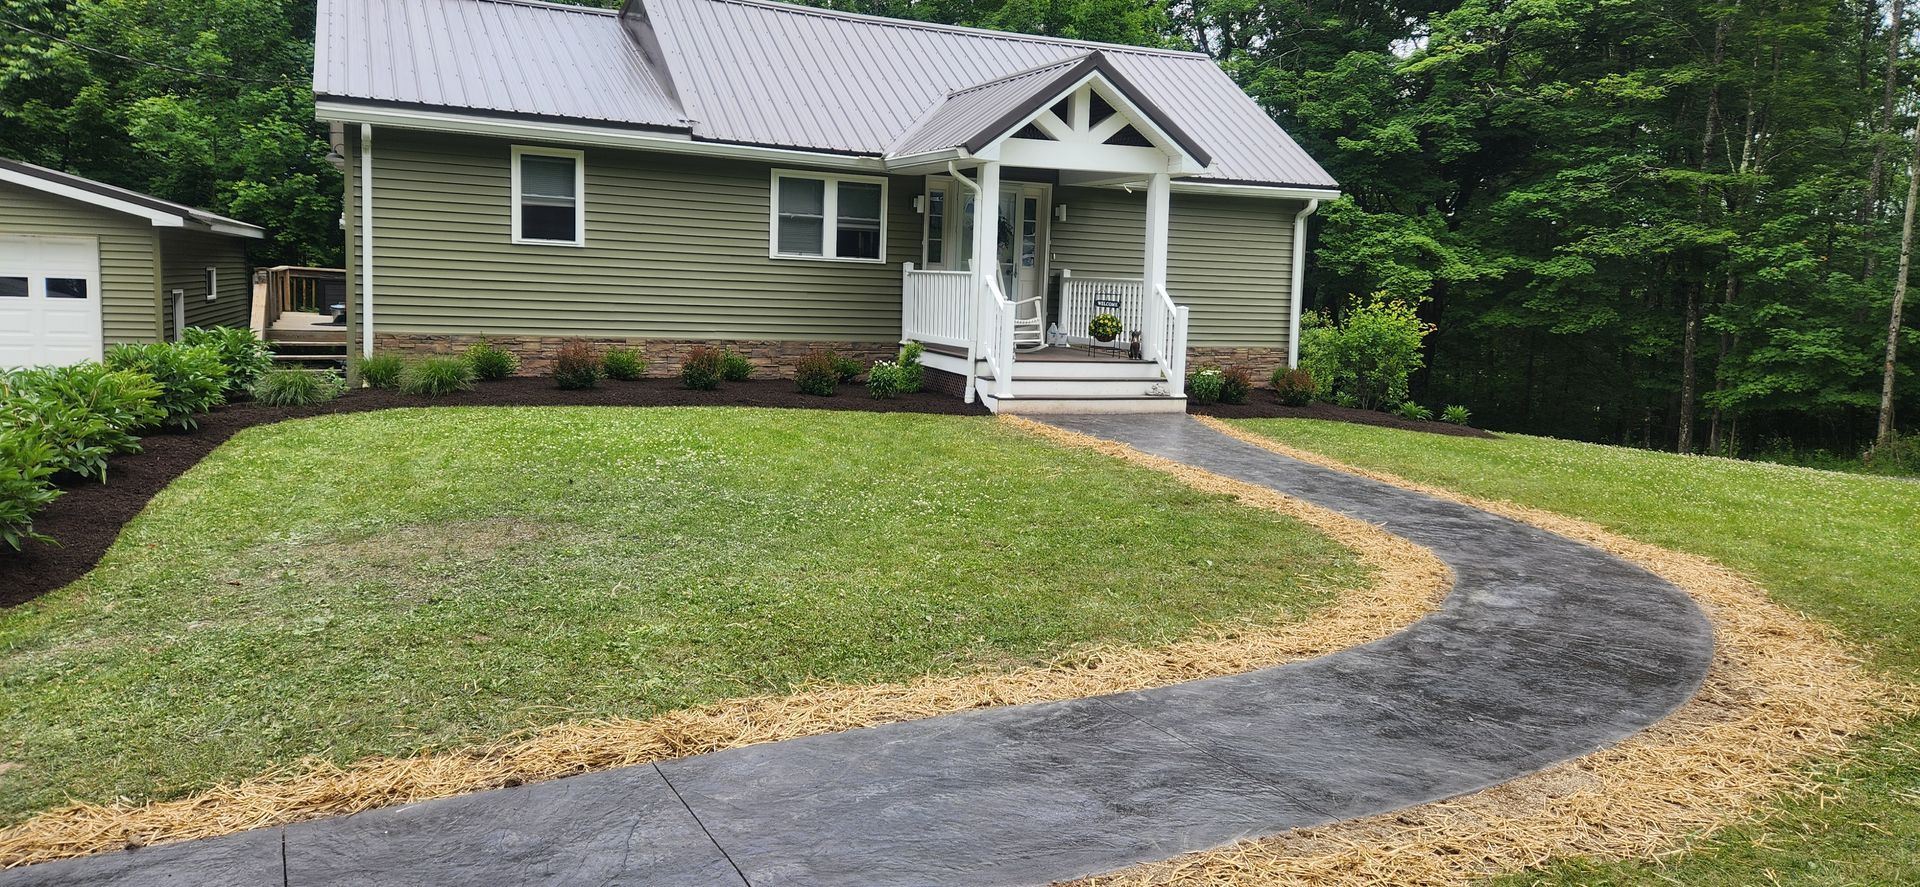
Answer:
(972, 74, 1209, 176)
(0, 167, 187, 228)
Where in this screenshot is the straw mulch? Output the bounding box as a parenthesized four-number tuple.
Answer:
(1060, 416, 1907, 887)
(0, 418, 1448, 869)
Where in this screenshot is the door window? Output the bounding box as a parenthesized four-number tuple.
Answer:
(0, 277, 25, 298)
(46, 278, 88, 299)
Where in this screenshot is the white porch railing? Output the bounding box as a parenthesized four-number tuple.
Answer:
(901, 263, 973, 350)
(1059, 272, 1148, 345)
(1147, 283, 1190, 396)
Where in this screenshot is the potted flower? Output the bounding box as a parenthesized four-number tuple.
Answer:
(1088, 313, 1123, 343)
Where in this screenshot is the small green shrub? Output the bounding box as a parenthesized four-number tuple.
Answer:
(831, 353, 864, 383)
(603, 349, 647, 381)
(681, 345, 724, 390)
(1865, 433, 1920, 474)
(0, 398, 110, 482)
(1270, 368, 1315, 406)
(1441, 405, 1472, 425)
(1298, 296, 1431, 411)
(795, 350, 840, 396)
(464, 339, 519, 381)
(866, 360, 905, 399)
(1186, 366, 1225, 405)
(104, 342, 228, 430)
(0, 432, 61, 550)
(720, 350, 754, 382)
(2, 364, 163, 479)
(181, 326, 274, 396)
(896, 342, 925, 393)
(553, 340, 604, 390)
(400, 356, 475, 397)
(1219, 367, 1253, 405)
(250, 369, 348, 406)
(353, 353, 405, 389)
(1394, 401, 1434, 421)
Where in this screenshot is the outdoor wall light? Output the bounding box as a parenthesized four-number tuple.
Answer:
(1055, 204, 1068, 222)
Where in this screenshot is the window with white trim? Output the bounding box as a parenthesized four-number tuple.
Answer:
(512, 146, 585, 246)
(770, 171, 887, 261)
(204, 267, 218, 301)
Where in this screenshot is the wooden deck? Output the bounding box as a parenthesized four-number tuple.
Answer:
(922, 342, 1150, 364)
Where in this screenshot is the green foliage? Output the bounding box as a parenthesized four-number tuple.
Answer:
(681, 345, 723, 390)
(463, 340, 519, 381)
(103, 342, 228, 430)
(1088, 312, 1123, 342)
(1864, 434, 1920, 475)
(1271, 368, 1315, 406)
(1186, 366, 1224, 405)
(180, 327, 272, 396)
(0, 431, 61, 551)
(602, 349, 646, 381)
(552, 341, 604, 390)
(896, 341, 925, 393)
(795, 351, 840, 396)
(249, 369, 347, 407)
(1, 364, 163, 480)
(1441, 405, 1472, 426)
(1393, 401, 1434, 421)
(832, 354, 865, 383)
(866, 360, 905, 399)
(1299, 298, 1429, 412)
(719, 350, 754, 382)
(352, 354, 404, 389)
(1219, 367, 1253, 405)
(399, 357, 475, 398)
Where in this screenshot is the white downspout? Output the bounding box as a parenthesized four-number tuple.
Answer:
(947, 161, 980, 404)
(359, 123, 375, 359)
(1287, 198, 1319, 369)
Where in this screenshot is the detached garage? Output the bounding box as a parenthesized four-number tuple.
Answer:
(0, 158, 264, 368)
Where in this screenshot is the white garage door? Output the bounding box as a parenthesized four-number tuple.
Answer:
(0, 235, 103, 368)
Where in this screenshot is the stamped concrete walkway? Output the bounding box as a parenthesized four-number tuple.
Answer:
(2, 415, 1715, 887)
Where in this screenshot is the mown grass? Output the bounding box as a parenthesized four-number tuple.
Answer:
(0, 408, 1366, 824)
(1229, 419, 1920, 887)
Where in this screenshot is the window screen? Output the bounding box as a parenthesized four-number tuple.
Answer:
(777, 177, 826, 255)
(836, 182, 882, 260)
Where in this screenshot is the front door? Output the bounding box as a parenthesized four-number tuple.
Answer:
(996, 185, 1047, 309)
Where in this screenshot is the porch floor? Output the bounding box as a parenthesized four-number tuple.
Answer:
(922, 343, 1150, 364)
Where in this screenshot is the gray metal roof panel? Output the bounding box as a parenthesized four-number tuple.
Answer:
(887, 55, 1091, 157)
(314, 0, 687, 129)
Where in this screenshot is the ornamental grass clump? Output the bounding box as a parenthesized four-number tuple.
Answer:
(552, 340, 604, 390)
(104, 342, 228, 430)
(681, 345, 723, 390)
(1441, 404, 1472, 425)
(1271, 367, 1315, 406)
(795, 350, 840, 396)
(1394, 401, 1434, 421)
(602, 349, 646, 381)
(719, 350, 753, 382)
(464, 340, 519, 381)
(249, 369, 348, 407)
(353, 353, 404, 389)
(399, 356, 475, 398)
(1185, 366, 1225, 405)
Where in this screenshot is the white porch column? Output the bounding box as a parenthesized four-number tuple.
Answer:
(1143, 171, 1170, 292)
(973, 161, 1001, 294)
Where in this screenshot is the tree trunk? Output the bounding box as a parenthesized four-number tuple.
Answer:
(1879, 116, 1920, 445)
(1865, 0, 1906, 222)
(1679, 283, 1701, 452)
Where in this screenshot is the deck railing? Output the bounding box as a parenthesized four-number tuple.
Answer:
(901, 263, 974, 350)
(262, 266, 347, 329)
(1058, 272, 1148, 345)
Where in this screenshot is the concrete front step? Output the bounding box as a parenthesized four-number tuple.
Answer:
(983, 392, 1189, 415)
(986, 375, 1174, 398)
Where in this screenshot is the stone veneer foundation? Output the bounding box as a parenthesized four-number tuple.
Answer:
(371, 334, 899, 378)
(1184, 346, 1288, 383)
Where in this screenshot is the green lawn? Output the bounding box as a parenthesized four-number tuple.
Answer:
(1229, 419, 1920, 887)
(0, 407, 1365, 824)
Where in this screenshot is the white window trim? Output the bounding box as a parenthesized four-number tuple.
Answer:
(510, 145, 587, 247)
(204, 266, 218, 302)
(768, 169, 888, 263)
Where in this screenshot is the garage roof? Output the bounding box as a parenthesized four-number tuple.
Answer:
(0, 159, 266, 238)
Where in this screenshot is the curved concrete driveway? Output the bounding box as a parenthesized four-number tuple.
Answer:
(2, 415, 1714, 887)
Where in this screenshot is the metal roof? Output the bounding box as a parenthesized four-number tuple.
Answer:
(0, 158, 266, 236)
(314, 0, 687, 130)
(313, 0, 1337, 189)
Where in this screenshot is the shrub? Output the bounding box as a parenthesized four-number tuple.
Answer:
(250, 369, 349, 407)
(181, 326, 274, 396)
(720, 350, 754, 382)
(554, 341, 604, 390)
(1865, 433, 1920, 474)
(2, 364, 163, 478)
(866, 360, 905, 399)
(603, 348, 647, 381)
(400, 356, 475, 397)
(1298, 296, 1431, 411)
(1270, 368, 1315, 406)
(1219, 367, 1253, 405)
(464, 339, 519, 381)
(104, 342, 228, 430)
(0, 432, 61, 550)
(831, 353, 864, 383)
(681, 345, 724, 390)
(1186, 366, 1225, 405)
(1441, 404, 1472, 425)
(795, 350, 840, 396)
(896, 341, 925, 393)
(353, 353, 405, 389)
(1394, 401, 1434, 421)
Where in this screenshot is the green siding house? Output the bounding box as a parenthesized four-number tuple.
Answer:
(0, 160, 262, 368)
(315, 0, 1340, 413)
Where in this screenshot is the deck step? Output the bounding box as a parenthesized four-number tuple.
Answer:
(982, 392, 1188, 415)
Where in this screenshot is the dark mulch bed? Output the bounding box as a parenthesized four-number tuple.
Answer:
(1, 377, 985, 608)
(1190, 399, 1498, 439)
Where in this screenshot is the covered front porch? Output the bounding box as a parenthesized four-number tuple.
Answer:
(884, 52, 1206, 414)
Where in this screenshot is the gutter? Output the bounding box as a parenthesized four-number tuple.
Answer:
(1287, 198, 1319, 369)
(360, 123, 375, 359)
